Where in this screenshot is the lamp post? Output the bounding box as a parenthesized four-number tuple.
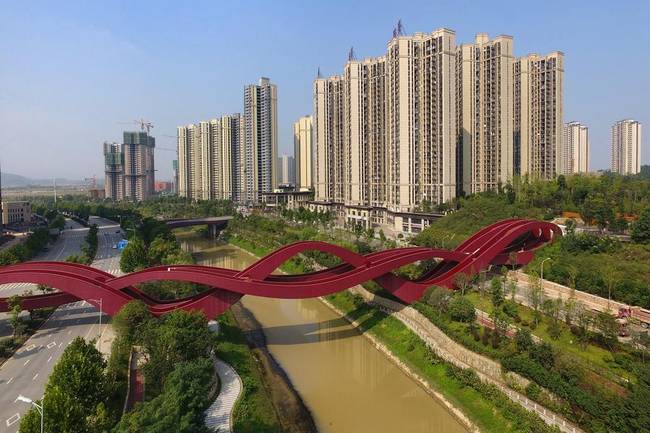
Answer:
(540, 257, 552, 285)
(17, 395, 43, 433)
(88, 298, 103, 350)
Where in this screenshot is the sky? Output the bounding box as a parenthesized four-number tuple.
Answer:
(1, 0, 648, 181)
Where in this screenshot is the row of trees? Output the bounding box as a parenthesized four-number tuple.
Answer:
(110, 301, 215, 433)
(0, 227, 52, 265)
(66, 224, 99, 265)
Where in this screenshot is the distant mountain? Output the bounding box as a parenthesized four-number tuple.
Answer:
(1, 172, 86, 187)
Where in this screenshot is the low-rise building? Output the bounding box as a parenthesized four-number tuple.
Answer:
(2, 201, 32, 226)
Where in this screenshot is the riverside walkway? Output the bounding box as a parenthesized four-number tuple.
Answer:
(204, 358, 243, 433)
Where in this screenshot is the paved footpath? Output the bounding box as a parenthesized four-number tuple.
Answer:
(204, 358, 242, 433)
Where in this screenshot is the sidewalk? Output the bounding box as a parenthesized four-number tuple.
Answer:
(204, 357, 242, 433)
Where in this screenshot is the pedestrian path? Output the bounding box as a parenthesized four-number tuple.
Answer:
(204, 358, 242, 433)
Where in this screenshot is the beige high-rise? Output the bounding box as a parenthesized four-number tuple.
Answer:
(243, 77, 278, 203)
(611, 120, 642, 175)
(177, 114, 243, 200)
(293, 115, 313, 191)
(515, 52, 564, 179)
(313, 28, 456, 233)
(563, 122, 589, 174)
(457, 34, 514, 194)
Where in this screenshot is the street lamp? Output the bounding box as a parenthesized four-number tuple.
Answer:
(540, 257, 552, 285)
(88, 298, 103, 350)
(17, 395, 43, 433)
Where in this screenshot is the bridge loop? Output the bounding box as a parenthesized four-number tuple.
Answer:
(0, 220, 560, 318)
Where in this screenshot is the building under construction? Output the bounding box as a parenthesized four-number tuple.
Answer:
(103, 131, 155, 201)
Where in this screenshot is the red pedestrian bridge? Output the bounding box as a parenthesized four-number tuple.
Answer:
(0, 219, 560, 319)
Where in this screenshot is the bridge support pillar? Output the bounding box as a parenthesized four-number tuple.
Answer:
(208, 225, 218, 238)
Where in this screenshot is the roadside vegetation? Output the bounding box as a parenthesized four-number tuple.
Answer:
(214, 312, 282, 433)
(65, 223, 99, 265)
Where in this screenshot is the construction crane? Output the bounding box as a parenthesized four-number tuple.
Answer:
(118, 118, 154, 134)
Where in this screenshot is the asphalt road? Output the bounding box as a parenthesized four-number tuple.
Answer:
(0, 216, 123, 432)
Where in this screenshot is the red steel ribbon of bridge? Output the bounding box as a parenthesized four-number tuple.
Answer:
(0, 219, 560, 318)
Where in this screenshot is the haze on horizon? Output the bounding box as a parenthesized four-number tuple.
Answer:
(1, 0, 648, 180)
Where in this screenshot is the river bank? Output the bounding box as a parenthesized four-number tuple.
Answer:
(182, 233, 469, 433)
(230, 302, 319, 433)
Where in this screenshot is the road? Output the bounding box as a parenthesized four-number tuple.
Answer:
(0, 217, 123, 432)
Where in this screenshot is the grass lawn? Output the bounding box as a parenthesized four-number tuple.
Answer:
(214, 312, 282, 433)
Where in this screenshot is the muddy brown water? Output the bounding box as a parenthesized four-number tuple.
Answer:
(180, 233, 469, 433)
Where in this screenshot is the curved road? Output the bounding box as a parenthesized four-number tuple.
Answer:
(0, 217, 122, 432)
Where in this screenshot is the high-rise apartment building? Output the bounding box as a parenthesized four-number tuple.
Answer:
(104, 142, 124, 200)
(243, 77, 278, 203)
(563, 122, 589, 174)
(611, 119, 642, 175)
(177, 114, 243, 200)
(123, 131, 156, 201)
(313, 29, 456, 233)
(293, 115, 313, 191)
(457, 34, 514, 195)
(515, 52, 564, 179)
(278, 155, 295, 185)
(312, 27, 564, 236)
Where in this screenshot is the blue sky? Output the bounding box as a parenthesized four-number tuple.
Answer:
(1, 0, 648, 180)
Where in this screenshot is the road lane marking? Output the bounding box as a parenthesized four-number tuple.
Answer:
(47, 356, 52, 363)
(32, 374, 39, 381)
(25, 344, 35, 352)
(23, 359, 30, 366)
(47, 341, 56, 349)
(67, 330, 72, 335)
(58, 342, 63, 348)
(6, 413, 20, 426)
(6, 377, 13, 384)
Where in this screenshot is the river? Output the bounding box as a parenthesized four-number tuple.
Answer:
(179, 233, 468, 433)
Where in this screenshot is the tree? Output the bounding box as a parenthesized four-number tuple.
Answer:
(454, 272, 474, 296)
(543, 297, 563, 339)
(112, 300, 154, 344)
(424, 286, 451, 313)
(631, 206, 650, 243)
(631, 330, 650, 364)
(490, 309, 511, 345)
(563, 296, 578, 327)
(114, 358, 213, 433)
(448, 296, 476, 323)
(574, 302, 592, 349)
(490, 276, 505, 307)
(595, 311, 619, 351)
(120, 236, 148, 273)
(143, 310, 211, 395)
(530, 342, 555, 369)
(526, 274, 544, 327)
(581, 193, 614, 230)
(515, 328, 534, 353)
(19, 337, 107, 433)
(8, 295, 22, 337)
(601, 266, 621, 303)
